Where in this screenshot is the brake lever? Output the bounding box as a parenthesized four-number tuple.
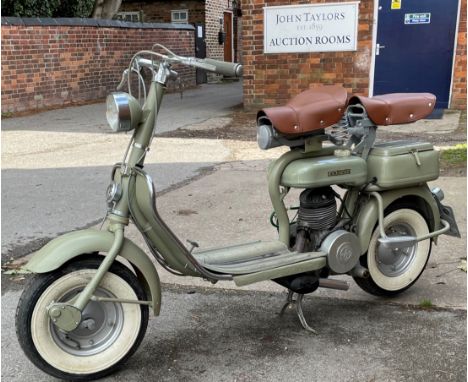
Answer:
(116, 69, 128, 91)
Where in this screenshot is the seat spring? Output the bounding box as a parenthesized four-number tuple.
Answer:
(328, 115, 350, 146)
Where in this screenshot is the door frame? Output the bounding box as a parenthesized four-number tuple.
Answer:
(223, 10, 234, 62)
(368, 0, 461, 108)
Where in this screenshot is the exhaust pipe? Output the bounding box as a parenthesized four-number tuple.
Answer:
(349, 264, 369, 279)
(319, 278, 350, 291)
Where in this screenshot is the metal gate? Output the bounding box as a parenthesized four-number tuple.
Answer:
(372, 0, 459, 108)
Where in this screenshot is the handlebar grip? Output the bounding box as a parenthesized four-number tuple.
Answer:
(198, 58, 243, 77)
(136, 58, 158, 69)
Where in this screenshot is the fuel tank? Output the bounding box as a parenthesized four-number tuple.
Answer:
(280, 154, 367, 188)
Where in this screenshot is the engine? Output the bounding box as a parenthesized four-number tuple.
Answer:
(294, 187, 337, 253)
(274, 186, 361, 294)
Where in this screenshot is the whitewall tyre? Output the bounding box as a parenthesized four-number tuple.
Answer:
(15, 257, 149, 381)
(354, 208, 431, 297)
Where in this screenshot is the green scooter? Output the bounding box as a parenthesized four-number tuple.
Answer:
(15, 45, 460, 380)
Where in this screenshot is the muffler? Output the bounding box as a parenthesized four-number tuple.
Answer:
(318, 278, 350, 291)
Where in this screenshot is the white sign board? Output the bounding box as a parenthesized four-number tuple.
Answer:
(264, 2, 360, 54)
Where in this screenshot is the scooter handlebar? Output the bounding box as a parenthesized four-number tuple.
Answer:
(129, 52, 243, 80)
(196, 58, 243, 77)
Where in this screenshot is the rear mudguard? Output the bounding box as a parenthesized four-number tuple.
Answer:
(355, 185, 440, 255)
(24, 229, 161, 315)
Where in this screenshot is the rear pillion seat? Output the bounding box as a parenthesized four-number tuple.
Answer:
(349, 93, 436, 126)
(258, 87, 436, 137)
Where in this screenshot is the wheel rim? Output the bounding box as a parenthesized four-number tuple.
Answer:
(50, 287, 124, 356)
(375, 222, 417, 277)
(31, 269, 143, 375)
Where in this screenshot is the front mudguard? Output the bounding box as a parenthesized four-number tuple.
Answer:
(24, 229, 161, 315)
(355, 185, 441, 255)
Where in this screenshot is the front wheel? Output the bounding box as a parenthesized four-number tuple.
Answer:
(16, 257, 149, 381)
(354, 208, 431, 297)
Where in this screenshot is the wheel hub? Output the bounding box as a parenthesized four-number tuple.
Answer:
(47, 303, 82, 332)
(376, 222, 417, 277)
(50, 287, 124, 356)
(80, 318, 97, 331)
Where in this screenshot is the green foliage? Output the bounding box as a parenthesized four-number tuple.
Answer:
(2, 0, 95, 18)
(2, 0, 61, 17)
(1, 112, 14, 119)
(55, 0, 95, 18)
(419, 299, 433, 309)
(440, 144, 467, 166)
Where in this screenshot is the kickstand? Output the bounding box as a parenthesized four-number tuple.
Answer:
(279, 290, 317, 334)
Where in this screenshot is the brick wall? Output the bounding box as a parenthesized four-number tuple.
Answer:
(1, 18, 195, 114)
(120, 0, 205, 24)
(242, 0, 373, 109)
(242, 0, 466, 110)
(451, 0, 467, 110)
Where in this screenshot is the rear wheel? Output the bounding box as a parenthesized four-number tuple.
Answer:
(354, 208, 431, 297)
(16, 257, 149, 381)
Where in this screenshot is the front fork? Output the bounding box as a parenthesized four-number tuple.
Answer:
(46, 223, 125, 332)
(46, 70, 170, 332)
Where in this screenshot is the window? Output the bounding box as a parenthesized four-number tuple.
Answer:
(115, 12, 141, 22)
(171, 10, 188, 24)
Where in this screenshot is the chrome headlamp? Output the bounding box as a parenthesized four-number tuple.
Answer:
(106, 92, 142, 132)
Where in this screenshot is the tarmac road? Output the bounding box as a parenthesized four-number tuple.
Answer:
(2, 285, 466, 382)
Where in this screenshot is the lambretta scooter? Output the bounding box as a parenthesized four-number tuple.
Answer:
(16, 45, 460, 381)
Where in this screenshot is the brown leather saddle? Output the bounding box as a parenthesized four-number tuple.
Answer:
(349, 93, 436, 125)
(258, 86, 436, 137)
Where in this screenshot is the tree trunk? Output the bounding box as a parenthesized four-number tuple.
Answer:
(92, 0, 122, 19)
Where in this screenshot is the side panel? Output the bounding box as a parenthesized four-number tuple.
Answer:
(268, 146, 338, 245)
(25, 229, 162, 315)
(367, 149, 439, 190)
(281, 155, 368, 188)
(355, 186, 440, 254)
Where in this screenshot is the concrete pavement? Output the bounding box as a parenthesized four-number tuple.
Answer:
(1, 82, 466, 381)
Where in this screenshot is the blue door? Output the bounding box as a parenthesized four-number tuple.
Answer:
(373, 0, 459, 108)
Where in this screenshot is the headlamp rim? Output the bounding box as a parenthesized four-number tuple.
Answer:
(106, 92, 132, 132)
